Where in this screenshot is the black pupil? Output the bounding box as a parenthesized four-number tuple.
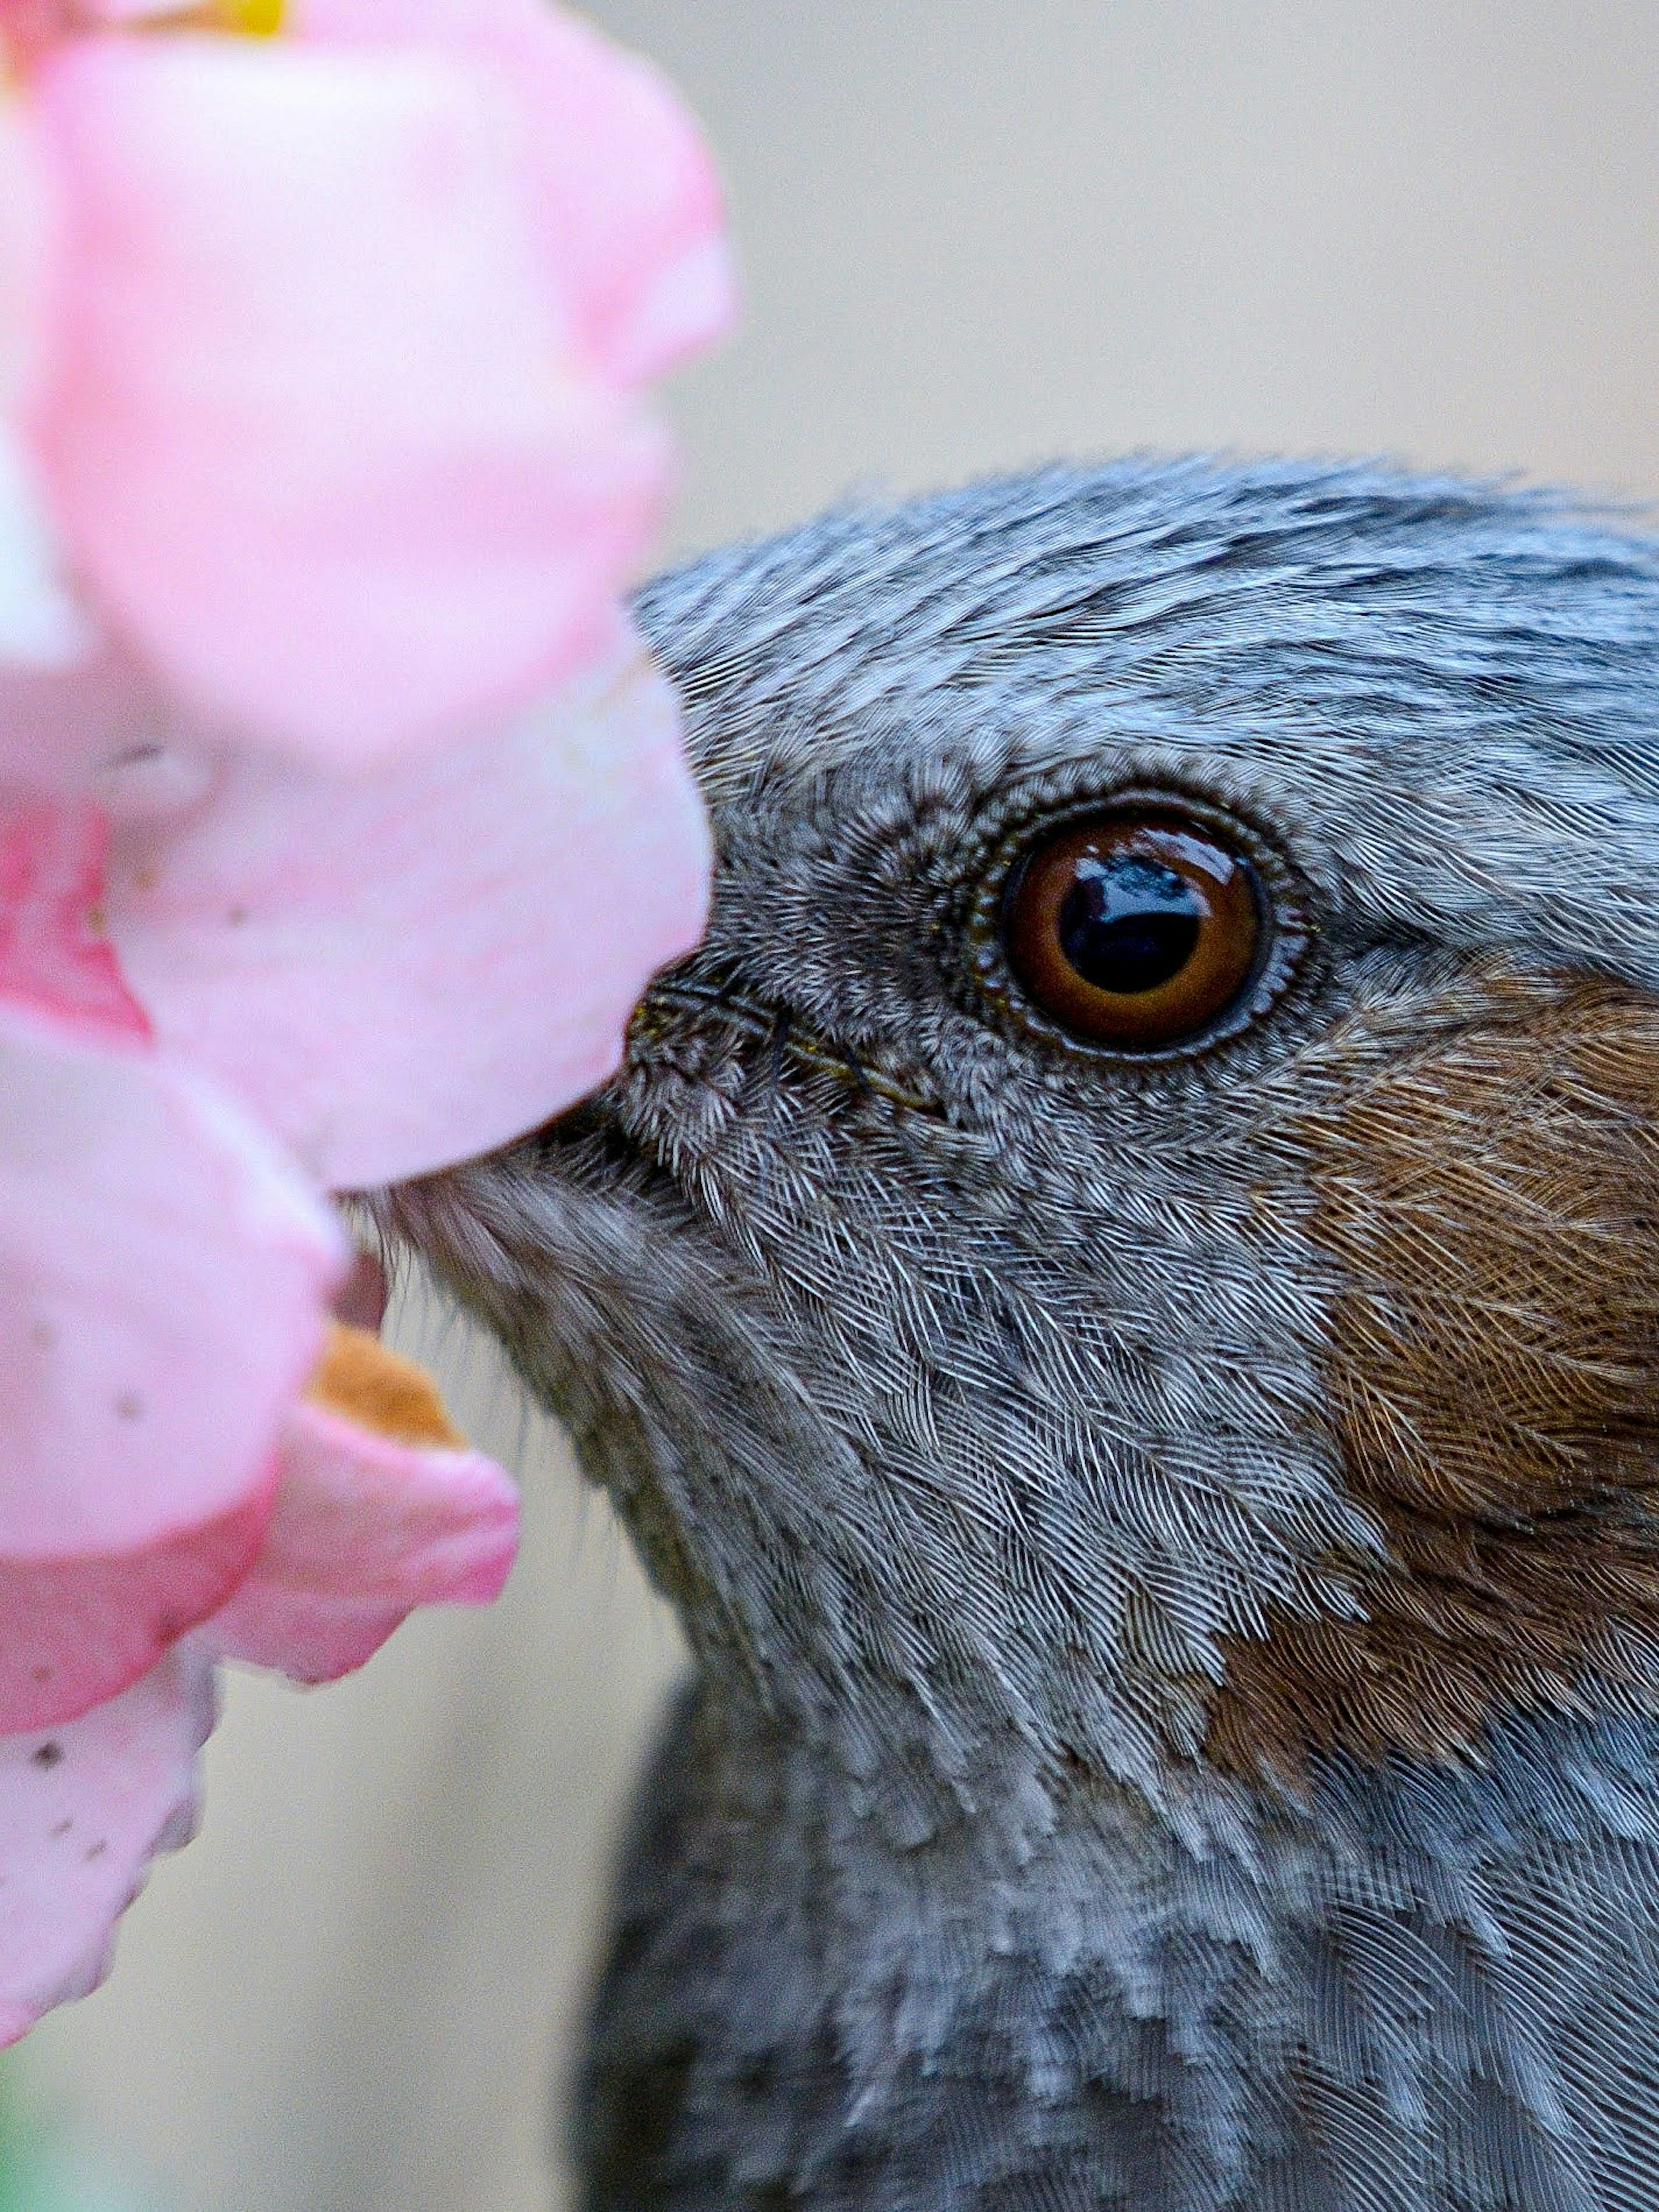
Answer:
(1057, 854, 1201, 995)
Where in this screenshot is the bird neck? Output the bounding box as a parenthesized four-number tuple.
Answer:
(658, 1675, 1659, 2207)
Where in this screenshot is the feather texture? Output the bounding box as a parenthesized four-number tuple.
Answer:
(388, 458, 1659, 2208)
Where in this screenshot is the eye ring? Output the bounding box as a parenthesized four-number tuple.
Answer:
(976, 795, 1306, 1058)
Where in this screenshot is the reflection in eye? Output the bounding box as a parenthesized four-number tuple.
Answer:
(1060, 856, 1204, 996)
(1004, 812, 1262, 1049)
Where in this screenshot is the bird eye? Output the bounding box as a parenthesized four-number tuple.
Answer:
(1002, 810, 1263, 1050)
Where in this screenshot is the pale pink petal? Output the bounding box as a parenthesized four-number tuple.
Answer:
(208, 1398, 518, 1681)
(105, 629, 711, 1188)
(299, 0, 737, 387)
(0, 110, 99, 682)
(0, 1000, 343, 1728)
(27, 38, 670, 765)
(0, 87, 51, 409)
(0, 1638, 213, 2047)
(0, 632, 194, 803)
(0, 425, 97, 677)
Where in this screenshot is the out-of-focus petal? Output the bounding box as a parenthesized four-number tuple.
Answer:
(0, 999, 343, 1728)
(0, 1638, 213, 2048)
(0, 632, 187, 803)
(299, 0, 737, 387)
(0, 427, 94, 673)
(105, 628, 711, 1187)
(0, 85, 50, 406)
(0, 105, 93, 676)
(332, 1247, 389, 1332)
(3, 2, 288, 51)
(0, 3, 88, 68)
(207, 1325, 518, 1680)
(28, 37, 670, 764)
(0, 800, 147, 1036)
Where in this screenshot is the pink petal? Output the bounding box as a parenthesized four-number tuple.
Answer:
(0, 113, 100, 681)
(299, 0, 737, 387)
(0, 999, 343, 1728)
(207, 1397, 518, 1682)
(0, 799, 147, 1037)
(0, 639, 206, 816)
(0, 614, 195, 801)
(0, 424, 98, 676)
(0, 84, 51, 408)
(28, 38, 671, 765)
(0, 1638, 213, 2047)
(105, 628, 711, 1188)
(0, 3, 90, 68)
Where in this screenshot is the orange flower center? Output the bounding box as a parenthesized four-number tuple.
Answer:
(304, 1323, 465, 1450)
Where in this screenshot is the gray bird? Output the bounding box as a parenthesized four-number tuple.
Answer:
(385, 457, 1659, 2211)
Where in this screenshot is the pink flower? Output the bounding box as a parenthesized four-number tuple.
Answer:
(7, 0, 735, 760)
(0, 787, 540, 2042)
(99, 624, 709, 1190)
(0, 1329, 520, 2041)
(0, 1642, 216, 2048)
(0, 0, 732, 2041)
(210, 1323, 520, 1684)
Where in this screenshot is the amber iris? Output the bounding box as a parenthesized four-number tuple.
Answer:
(1003, 811, 1262, 1047)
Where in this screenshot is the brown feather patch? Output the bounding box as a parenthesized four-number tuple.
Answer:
(1208, 969, 1659, 1777)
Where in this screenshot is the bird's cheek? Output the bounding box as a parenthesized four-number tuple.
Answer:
(1208, 963, 1659, 1779)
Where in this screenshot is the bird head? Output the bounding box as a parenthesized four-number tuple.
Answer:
(387, 458, 1659, 1819)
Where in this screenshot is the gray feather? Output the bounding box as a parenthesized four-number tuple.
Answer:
(385, 458, 1659, 2209)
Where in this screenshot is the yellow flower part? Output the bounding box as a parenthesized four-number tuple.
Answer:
(305, 1322, 467, 1450)
(215, 0, 285, 35)
(139, 0, 285, 35)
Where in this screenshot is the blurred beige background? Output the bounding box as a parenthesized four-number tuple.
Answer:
(20, 2, 1659, 2206)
